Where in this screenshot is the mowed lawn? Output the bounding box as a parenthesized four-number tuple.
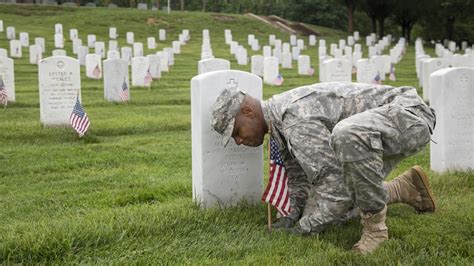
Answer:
(0, 5, 472, 264)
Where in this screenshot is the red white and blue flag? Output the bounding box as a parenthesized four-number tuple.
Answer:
(70, 96, 90, 137)
(0, 77, 7, 107)
(389, 64, 396, 81)
(262, 137, 291, 216)
(372, 72, 382, 85)
(144, 68, 153, 85)
(274, 74, 284, 86)
(308, 66, 315, 76)
(92, 64, 101, 78)
(119, 78, 129, 102)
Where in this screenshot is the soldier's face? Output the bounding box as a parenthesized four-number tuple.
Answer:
(231, 107, 265, 147)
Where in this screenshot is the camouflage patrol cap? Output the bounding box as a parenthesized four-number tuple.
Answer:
(211, 88, 247, 146)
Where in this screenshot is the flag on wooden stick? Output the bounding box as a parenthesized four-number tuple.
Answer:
(69, 95, 90, 137)
(0, 76, 8, 107)
(262, 137, 291, 216)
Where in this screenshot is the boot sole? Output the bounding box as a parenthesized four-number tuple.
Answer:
(412, 165, 436, 213)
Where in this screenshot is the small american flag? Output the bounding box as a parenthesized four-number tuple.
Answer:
(352, 66, 357, 74)
(372, 72, 382, 85)
(119, 78, 129, 102)
(262, 137, 291, 216)
(144, 68, 153, 85)
(389, 64, 396, 81)
(274, 74, 284, 86)
(92, 64, 101, 78)
(308, 66, 315, 76)
(0, 77, 7, 107)
(70, 96, 90, 137)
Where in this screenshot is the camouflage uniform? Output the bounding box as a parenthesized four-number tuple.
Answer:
(261, 82, 435, 233)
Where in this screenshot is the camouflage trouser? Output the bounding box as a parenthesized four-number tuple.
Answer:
(330, 103, 432, 213)
(281, 119, 355, 233)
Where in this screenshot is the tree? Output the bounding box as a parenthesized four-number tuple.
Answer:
(392, 0, 427, 42)
(337, 0, 357, 33)
(360, 0, 396, 38)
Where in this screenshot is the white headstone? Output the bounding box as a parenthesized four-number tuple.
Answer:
(133, 42, 144, 57)
(107, 50, 121, 60)
(72, 38, 82, 55)
(94, 41, 105, 58)
(87, 34, 96, 48)
(52, 49, 67, 57)
(109, 40, 118, 51)
(163, 48, 174, 66)
(121, 47, 132, 65)
(422, 58, 448, 101)
(55, 23, 63, 34)
(6, 27, 15, 40)
(251, 55, 263, 77)
(109, 27, 117, 39)
(38, 56, 81, 126)
(319, 39, 326, 47)
(0, 48, 7, 58)
(148, 37, 157, 49)
(297, 39, 304, 50)
(322, 59, 351, 82)
(85, 54, 102, 79)
(290, 35, 297, 46)
(159, 29, 166, 41)
(291, 46, 300, 60)
(126, 32, 134, 44)
(281, 52, 292, 69)
(263, 46, 272, 58)
(157, 51, 169, 72)
(69, 29, 78, 41)
(19, 32, 29, 47)
(269, 35, 276, 46)
(0, 21, 3, 32)
(54, 34, 64, 49)
(0, 56, 15, 102)
(172, 41, 181, 54)
(78, 46, 89, 66)
(309, 35, 316, 46)
(237, 47, 248, 65)
(298, 55, 311, 75)
(9, 40, 22, 58)
(263, 56, 279, 85)
(103, 58, 130, 102)
(356, 58, 378, 84)
(198, 58, 230, 75)
(147, 54, 161, 79)
(34, 37, 45, 53)
(430, 67, 474, 172)
(191, 70, 263, 208)
(131, 56, 152, 87)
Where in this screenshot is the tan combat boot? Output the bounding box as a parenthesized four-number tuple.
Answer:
(384, 165, 436, 213)
(352, 205, 388, 255)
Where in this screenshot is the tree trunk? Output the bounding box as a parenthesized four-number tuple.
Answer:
(378, 17, 385, 38)
(407, 24, 413, 43)
(180, 0, 184, 11)
(202, 0, 206, 12)
(401, 24, 406, 40)
(156, 0, 159, 9)
(347, 3, 354, 33)
(371, 16, 377, 34)
(446, 16, 455, 40)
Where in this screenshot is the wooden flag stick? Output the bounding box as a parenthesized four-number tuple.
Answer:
(267, 203, 272, 232)
(266, 136, 272, 233)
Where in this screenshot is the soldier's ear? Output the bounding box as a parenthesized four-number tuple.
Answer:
(241, 105, 255, 118)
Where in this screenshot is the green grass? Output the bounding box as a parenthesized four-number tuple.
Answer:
(0, 5, 473, 264)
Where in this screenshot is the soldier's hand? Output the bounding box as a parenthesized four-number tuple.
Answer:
(272, 217, 296, 229)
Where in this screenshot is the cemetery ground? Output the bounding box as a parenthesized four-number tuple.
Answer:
(0, 5, 472, 264)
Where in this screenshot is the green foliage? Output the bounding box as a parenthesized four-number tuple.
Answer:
(0, 5, 473, 264)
